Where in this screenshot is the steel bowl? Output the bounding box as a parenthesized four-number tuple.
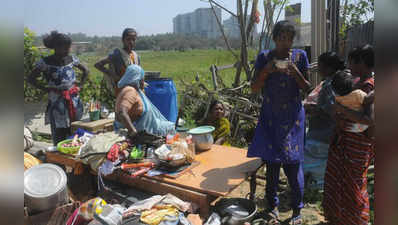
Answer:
(188, 126, 215, 151)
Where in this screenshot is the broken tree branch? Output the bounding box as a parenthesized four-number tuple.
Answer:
(209, 1, 239, 61)
(210, 65, 218, 90)
(246, 0, 259, 42)
(244, 0, 249, 28)
(206, 0, 238, 17)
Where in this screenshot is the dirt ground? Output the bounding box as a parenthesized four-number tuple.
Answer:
(227, 167, 327, 225)
(66, 166, 326, 225)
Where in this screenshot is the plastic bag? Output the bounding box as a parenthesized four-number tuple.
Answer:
(140, 205, 179, 225)
(94, 204, 125, 225)
(169, 140, 194, 163)
(79, 197, 107, 220)
(155, 144, 172, 160)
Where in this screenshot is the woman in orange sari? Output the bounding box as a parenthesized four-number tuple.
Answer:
(323, 45, 375, 225)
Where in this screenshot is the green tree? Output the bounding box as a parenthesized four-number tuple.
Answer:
(24, 27, 49, 102)
(260, 0, 290, 50)
(340, 0, 374, 39)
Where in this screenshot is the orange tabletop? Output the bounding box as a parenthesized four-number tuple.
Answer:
(145, 144, 263, 197)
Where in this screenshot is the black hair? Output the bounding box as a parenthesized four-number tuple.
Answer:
(331, 71, 354, 96)
(42, 31, 72, 49)
(318, 51, 345, 71)
(210, 100, 224, 112)
(272, 20, 296, 39)
(348, 44, 374, 68)
(122, 28, 137, 40)
(359, 44, 374, 68)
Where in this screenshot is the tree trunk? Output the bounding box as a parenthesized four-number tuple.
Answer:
(237, 0, 251, 85)
(234, 62, 243, 87)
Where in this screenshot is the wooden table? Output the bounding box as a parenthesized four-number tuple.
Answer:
(71, 118, 114, 134)
(46, 145, 263, 217)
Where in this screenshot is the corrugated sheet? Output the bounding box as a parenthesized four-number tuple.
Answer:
(344, 20, 374, 59)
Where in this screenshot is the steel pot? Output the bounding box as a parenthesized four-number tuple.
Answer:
(188, 126, 215, 151)
(24, 163, 68, 214)
(215, 198, 257, 225)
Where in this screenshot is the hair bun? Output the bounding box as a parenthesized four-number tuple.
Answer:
(42, 30, 71, 49)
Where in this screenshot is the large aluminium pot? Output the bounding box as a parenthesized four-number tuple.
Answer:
(215, 198, 257, 225)
(188, 126, 215, 151)
(24, 163, 68, 214)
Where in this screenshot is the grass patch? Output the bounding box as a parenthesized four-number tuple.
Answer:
(79, 49, 258, 93)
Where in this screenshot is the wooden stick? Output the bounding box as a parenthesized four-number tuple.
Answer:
(210, 65, 218, 91)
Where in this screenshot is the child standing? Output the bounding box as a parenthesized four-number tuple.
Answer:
(28, 31, 89, 145)
(248, 20, 311, 225)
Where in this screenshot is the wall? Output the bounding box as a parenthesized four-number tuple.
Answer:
(344, 20, 374, 60)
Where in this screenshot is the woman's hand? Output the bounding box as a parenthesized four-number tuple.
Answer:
(282, 62, 299, 77)
(282, 62, 311, 92)
(257, 60, 277, 81)
(128, 129, 138, 138)
(215, 137, 225, 145)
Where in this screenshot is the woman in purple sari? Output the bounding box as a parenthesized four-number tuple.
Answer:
(248, 21, 311, 225)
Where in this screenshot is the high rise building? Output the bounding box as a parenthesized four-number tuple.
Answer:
(173, 7, 222, 39)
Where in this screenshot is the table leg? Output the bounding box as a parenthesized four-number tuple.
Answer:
(249, 162, 265, 200)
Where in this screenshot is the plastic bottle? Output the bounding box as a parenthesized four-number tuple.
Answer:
(146, 147, 154, 158)
(93, 204, 125, 225)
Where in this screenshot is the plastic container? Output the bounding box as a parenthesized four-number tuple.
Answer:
(57, 139, 81, 155)
(89, 110, 100, 121)
(144, 78, 178, 123)
(145, 71, 161, 79)
(176, 127, 189, 139)
(188, 126, 215, 151)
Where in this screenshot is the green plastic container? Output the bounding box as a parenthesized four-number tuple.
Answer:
(89, 110, 100, 121)
(57, 139, 80, 155)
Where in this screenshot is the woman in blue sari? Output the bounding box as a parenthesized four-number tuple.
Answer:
(248, 21, 311, 225)
(115, 65, 175, 137)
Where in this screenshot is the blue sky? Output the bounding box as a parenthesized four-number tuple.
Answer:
(24, 0, 311, 37)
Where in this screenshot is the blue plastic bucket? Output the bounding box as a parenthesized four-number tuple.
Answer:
(144, 78, 178, 123)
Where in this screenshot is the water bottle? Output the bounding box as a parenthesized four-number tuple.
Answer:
(147, 147, 154, 158)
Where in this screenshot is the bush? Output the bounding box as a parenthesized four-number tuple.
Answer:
(24, 27, 49, 102)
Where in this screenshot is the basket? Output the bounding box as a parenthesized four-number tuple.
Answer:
(57, 139, 81, 155)
(25, 202, 80, 225)
(24, 152, 41, 171)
